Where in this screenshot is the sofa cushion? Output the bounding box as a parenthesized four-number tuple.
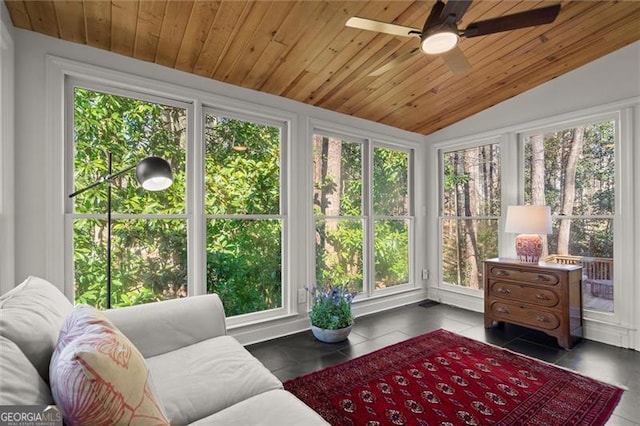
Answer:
(50, 305, 169, 426)
(146, 335, 282, 425)
(190, 389, 329, 426)
(0, 276, 73, 382)
(0, 336, 54, 405)
(105, 294, 227, 358)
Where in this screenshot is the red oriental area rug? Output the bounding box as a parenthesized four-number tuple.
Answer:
(284, 329, 623, 425)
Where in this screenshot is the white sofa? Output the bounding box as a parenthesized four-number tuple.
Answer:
(0, 276, 328, 425)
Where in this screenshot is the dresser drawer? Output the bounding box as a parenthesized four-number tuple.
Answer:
(489, 302, 560, 331)
(487, 266, 559, 286)
(488, 281, 559, 308)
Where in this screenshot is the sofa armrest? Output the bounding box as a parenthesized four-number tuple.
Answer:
(105, 294, 227, 358)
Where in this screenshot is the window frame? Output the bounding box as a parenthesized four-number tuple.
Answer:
(202, 105, 290, 325)
(437, 137, 502, 294)
(312, 126, 416, 300)
(61, 72, 297, 327)
(517, 111, 623, 322)
(64, 79, 192, 308)
(371, 141, 415, 295)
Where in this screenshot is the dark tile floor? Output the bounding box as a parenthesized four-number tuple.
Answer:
(247, 301, 640, 425)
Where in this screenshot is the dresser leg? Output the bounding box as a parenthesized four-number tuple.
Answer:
(484, 318, 494, 328)
(557, 335, 571, 349)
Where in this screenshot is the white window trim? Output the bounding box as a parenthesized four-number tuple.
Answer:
(516, 111, 626, 327)
(63, 79, 193, 307)
(436, 137, 503, 299)
(311, 125, 417, 301)
(202, 106, 290, 326)
(47, 55, 299, 327)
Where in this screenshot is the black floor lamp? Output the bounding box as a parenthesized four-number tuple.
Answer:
(68, 153, 173, 309)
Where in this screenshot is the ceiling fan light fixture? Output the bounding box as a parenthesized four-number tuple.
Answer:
(420, 30, 459, 54)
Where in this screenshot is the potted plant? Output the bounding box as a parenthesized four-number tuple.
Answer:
(307, 283, 357, 343)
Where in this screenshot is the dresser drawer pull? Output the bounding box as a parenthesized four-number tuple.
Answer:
(496, 307, 511, 314)
(497, 287, 511, 295)
(535, 294, 551, 301)
(536, 274, 551, 282)
(496, 270, 510, 277)
(535, 315, 548, 322)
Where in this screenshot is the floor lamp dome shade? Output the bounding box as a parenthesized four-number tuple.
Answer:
(135, 156, 173, 191)
(505, 205, 553, 264)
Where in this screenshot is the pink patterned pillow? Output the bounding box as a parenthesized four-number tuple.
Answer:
(49, 305, 114, 370)
(50, 306, 169, 425)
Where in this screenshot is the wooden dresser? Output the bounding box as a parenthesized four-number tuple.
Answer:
(484, 258, 583, 349)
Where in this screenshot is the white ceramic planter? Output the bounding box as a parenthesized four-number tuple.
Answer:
(311, 324, 352, 343)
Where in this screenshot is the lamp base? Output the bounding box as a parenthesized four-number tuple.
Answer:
(515, 234, 543, 263)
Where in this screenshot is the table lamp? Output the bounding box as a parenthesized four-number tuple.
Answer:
(505, 205, 552, 264)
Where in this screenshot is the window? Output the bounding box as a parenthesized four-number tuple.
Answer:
(69, 86, 188, 309)
(373, 147, 410, 288)
(313, 132, 413, 295)
(313, 134, 363, 291)
(440, 143, 500, 289)
(64, 67, 420, 328)
(522, 119, 615, 313)
(204, 111, 285, 316)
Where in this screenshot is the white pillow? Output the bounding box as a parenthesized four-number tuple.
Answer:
(50, 305, 169, 426)
(0, 276, 73, 382)
(0, 336, 53, 404)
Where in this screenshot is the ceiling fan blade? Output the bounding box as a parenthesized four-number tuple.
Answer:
(368, 48, 420, 77)
(423, 0, 447, 32)
(441, 46, 471, 74)
(463, 4, 561, 38)
(346, 17, 420, 38)
(439, 0, 473, 23)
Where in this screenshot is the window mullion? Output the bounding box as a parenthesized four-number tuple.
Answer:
(364, 139, 374, 297)
(191, 101, 205, 296)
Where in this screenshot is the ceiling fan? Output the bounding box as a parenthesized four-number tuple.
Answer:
(346, 0, 561, 74)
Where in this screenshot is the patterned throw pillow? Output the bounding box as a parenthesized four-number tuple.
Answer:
(50, 305, 169, 426)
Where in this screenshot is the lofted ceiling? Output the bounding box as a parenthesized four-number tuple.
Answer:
(5, 0, 640, 135)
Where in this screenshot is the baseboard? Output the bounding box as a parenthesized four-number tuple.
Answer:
(428, 286, 484, 313)
(583, 319, 634, 349)
(230, 288, 428, 346)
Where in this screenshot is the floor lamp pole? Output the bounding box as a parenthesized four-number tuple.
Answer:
(106, 152, 113, 309)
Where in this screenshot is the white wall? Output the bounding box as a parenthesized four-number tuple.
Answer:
(425, 41, 640, 350)
(428, 42, 640, 143)
(0, 2, 15, 295)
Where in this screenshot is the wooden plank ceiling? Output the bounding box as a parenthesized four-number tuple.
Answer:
(5, 0, 640, 135)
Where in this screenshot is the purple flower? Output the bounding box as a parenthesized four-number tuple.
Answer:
(307, 282, 357, 306)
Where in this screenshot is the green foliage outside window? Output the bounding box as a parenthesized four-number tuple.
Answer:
(73, 89, 284, 316)
(313, 137, 411, 293)
(524, 121, 615, 258)
(204, 115, 283, 316)
(72, 88, 187, 309)
(73, 88, 413, 315)
(441, 145, 500, 289)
